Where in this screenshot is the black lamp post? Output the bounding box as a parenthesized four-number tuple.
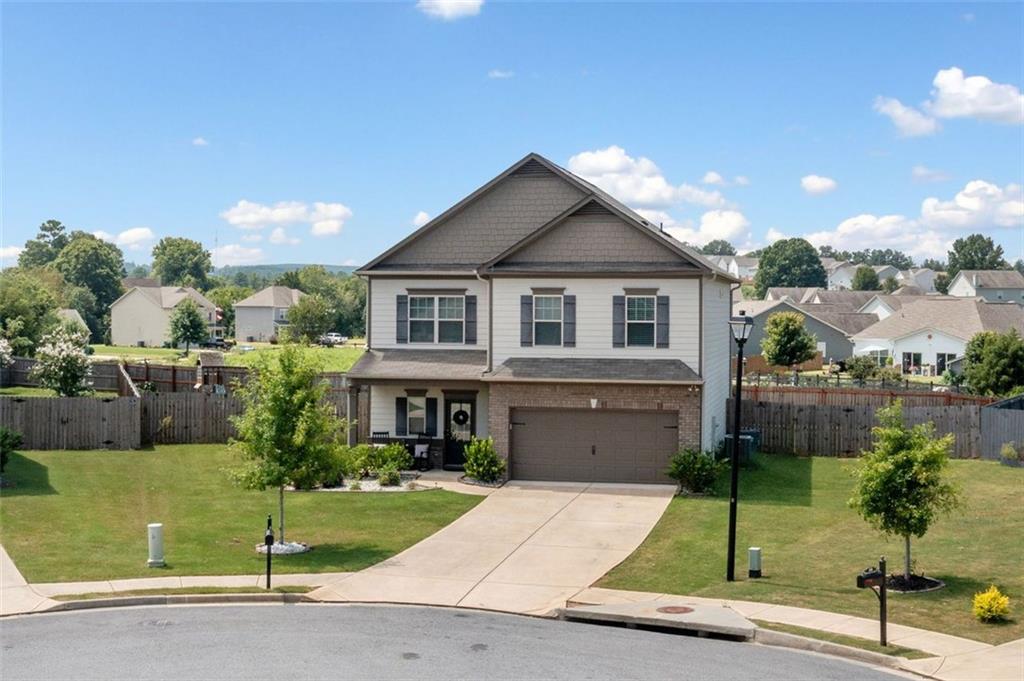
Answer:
(727, 311, 754, 582)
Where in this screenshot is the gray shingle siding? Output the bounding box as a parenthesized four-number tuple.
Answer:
(506, 213, 684, 265)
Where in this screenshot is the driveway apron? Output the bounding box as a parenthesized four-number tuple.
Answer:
(311, 481, 674, 615)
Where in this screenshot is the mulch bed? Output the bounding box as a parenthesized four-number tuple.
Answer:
(887, 574, 945, 593)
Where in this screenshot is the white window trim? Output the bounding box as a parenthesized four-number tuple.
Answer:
(408, 295, 465, 345)
(625, 294, 656, 348)
(532, 294, 563, 346)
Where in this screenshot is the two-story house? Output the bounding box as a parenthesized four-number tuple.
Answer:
(110, 284, 221, 348)
(347, 153, 737, 483)
(234, 286, 306, 342)
(947, 270, 1024, 304)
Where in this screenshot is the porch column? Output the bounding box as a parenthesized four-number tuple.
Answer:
(346, 385, 359, 446)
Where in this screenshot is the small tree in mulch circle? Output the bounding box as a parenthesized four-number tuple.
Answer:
(30, 323, 93, 397)
(849, 400, 962, 587)
(230, 344, 345, 551)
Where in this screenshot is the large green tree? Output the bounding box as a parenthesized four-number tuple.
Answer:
(286, 294, 333, 342)
(205, 285, 254, 337)
(753, 238, 827, 298)
(947, 234, 1008, 279)
(151, 237, 212, 289)
(701, 239, 737, 256)
(760, 311, 818, 367)
(850, 401, 961, 581)
(52, 234, 125, 341)
(169, 299, 209, 355)
(0, 269, 59, 356)
(17, 220, 70, 269)
(963, 330, 1024, 397)
(230, 345, 345, 545)
(851, 265, 880, 291)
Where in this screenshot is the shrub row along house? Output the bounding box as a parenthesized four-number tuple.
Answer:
(347, 153, 736, 483)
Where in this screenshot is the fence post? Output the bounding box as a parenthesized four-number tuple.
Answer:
(171, 364, 177, 393)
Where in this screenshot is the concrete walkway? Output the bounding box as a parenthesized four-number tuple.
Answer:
(0, 546, 57, 616)
(310, 481, 675, 615)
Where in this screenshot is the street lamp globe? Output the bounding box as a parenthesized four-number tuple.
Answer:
(729, 312, 754, 343)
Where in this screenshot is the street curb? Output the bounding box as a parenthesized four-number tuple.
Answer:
(40, 592, 311, 613)
(753, 628, 906, 670)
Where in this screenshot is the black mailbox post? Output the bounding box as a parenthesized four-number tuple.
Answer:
(856, 557, 887, 646)
(264, 514, 274, 590)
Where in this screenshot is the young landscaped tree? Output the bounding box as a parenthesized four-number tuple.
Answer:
(850, 400, 961, 583)
(31, 323, 93, 396)
(851, 265, 880, 291)
(963, 330, 1024, 397)
(760, 311, 817, 368)
(168, 299, 208, 356)
(231, 344, 345, 548)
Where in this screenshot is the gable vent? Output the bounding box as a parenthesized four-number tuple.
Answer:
(573, 201, 614, 216)
(512, 159, 554, 177)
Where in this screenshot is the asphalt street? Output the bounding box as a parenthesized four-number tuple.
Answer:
(0, 604, 906, 681)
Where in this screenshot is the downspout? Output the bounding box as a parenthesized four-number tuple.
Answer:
(475, 267, 492, 372)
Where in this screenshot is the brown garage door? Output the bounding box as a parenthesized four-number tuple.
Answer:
(510, 408, 679, 483)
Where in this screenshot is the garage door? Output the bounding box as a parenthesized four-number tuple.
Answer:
(510, 408, 679, 483)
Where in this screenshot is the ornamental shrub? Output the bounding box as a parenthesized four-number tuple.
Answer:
(377, 463, 401, 487)
(333, 444, 372, 482)
(845, 356, 877, 381)
(973, 585, 1010, 622)
(30, 324, 93, 396)
(666, 448, 724, 494)
(0, 337, 12, 369)
(0, 427, 22, 474)
(463, 437, 505, 483)
(365, 442, 412, 473)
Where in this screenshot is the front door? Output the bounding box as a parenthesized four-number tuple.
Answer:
(443, 397, 475, 470)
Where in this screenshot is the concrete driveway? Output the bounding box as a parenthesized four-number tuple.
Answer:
(311, 481, 674, 615)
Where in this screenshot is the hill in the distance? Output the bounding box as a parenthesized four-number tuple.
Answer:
(213, 263, 359, 278)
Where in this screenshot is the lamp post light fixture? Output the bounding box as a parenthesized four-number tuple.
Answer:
(727, 311, 754, 582)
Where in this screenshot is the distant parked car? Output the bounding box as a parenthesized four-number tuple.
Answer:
(320, 332, 348, 347)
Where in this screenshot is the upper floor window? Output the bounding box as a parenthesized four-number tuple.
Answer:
(409, 295, 464, 344)
(626, 296, 656, 347)
(533, 295, 562, 346)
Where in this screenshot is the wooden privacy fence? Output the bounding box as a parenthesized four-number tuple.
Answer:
(0, 396, 141, 450)
(1, 357, 121, 392)
(1, 392, 349, 449)
(729, 398, 981, 458)
(741, 384, 993, 408)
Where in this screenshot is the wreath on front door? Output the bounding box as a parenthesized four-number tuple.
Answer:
(452, 409, 470, 426)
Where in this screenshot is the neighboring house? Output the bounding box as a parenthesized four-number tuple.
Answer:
(737, 299, 876, 363)
(233, 286, 305, 342)
(858, 294, 953, 321)
(804, 289, 877, 310)
(895, 268, 936, 293)
(348, 152, 738, 483)
(764, 287, 818, 303)
(947, 270, 1024, 304)
(731, 256, 759, 280)
(110, 285, 221, 347)
(872, 264, 900, 284)
(852, 298, 1024, 374)
(823, 259, 856, 290)
(57, 308, 88, 331)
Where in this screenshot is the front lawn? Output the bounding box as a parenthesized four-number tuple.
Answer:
(0, 445, 481, 583)
(89, 344, 199, 365)
(224, 344, 363, 373)
(600, 455, 1023, 645)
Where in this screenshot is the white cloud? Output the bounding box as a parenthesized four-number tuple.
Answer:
(192, 137, 209, 147)
(1, 245, 23, 264)
(734, 175, 750, 186)
(240, 234, 263, 243)
(765, 228, 787, 243)
(268, 227, 300, 245)
(911, 165, 951, 183)
(219, 199, 352, 237)
(802, 179, 1024, 259)
(416, 0, 482, 20)
(93, 226, 156, 251)
(873, 96, 940, 137)
(212, 244, 264, 267)
(568, 146, 726, 208)
(487, 69, 514, 79)
(801, 175, 838, 195)
(927, 67, 1024, 124)
(661, 210, 751, 247)
(342, 258, 358, 267)
(412, 211, 431, 228)
(702, 171, 725, 185)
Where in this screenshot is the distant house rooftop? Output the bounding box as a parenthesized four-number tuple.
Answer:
(234, 286, 305, 308)
(854, 298, 1024, 341)
(955, 270, 1024, 289)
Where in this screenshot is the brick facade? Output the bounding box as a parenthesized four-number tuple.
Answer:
(487, 381, 702, 467)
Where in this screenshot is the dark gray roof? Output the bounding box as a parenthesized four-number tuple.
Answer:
(484, 357, 702, 384)
(791, 304, 879, 335)
(809, 290, 878, 309)
(765, 287, 817, 302)
(347, 349, 487, 381)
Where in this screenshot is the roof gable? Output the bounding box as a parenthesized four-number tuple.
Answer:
(235, 286, 304, 308)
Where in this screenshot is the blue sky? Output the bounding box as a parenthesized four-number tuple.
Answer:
(2, 1, 1022, 268)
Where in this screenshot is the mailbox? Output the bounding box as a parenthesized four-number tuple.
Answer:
(857, 567, 884, 589)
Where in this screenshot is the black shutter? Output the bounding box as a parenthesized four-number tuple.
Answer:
(465, 295, 477, 345)
(612, 296, 626, 348)
(563, 295, 576, 347)
(396, 295, 408, 344)
(425, 398, 438, 437)
(395, 397, 408, 436)
(520, 295, 533, 347)
(656, 296, 670, 348)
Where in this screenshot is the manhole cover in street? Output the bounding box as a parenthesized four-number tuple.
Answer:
(656, 606, 694, 614)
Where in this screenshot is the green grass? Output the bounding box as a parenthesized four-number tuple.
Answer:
(599, 455, 1023, 645)
(753, 620, 933, 659)
(0, 386, 119, 398)
(89, 345, 198, 365)
(52, 586, 310, 601)
(0, 444, 481, 583)
(224, 344, 364, 373)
